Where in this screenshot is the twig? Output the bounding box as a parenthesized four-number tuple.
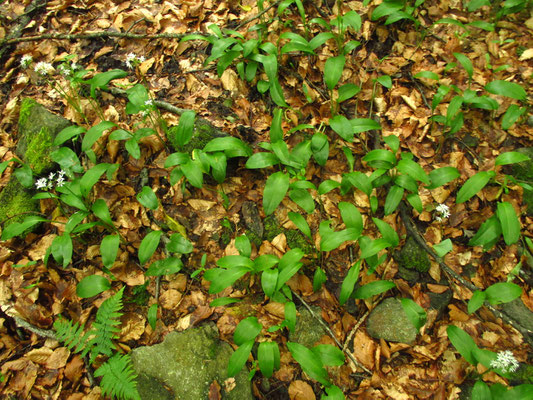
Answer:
(11, 313, 57, 340)
(342, 310, 369, 352)
(293, 292, 372, 374)
(233, 0, 283, 31)
(3, 31, 195, 45)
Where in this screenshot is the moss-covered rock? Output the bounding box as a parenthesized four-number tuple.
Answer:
(0, 178, 39, 227)
(166, 117, 227, 154)
(16, 98, 70, 174)
(131, 323, 252, 400)
(396, 236, 430, 273)
(263, 215, 283, 242)
(289, 306, 327, 347)
(366, 298, 418, 344)
(285, 229, 313, 254)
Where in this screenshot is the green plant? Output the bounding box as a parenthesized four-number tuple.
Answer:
(54, 288, 140, 400)
(165, 110, 251, 188)
(370, 0, 426, 27)
(447, 325, 532, 399)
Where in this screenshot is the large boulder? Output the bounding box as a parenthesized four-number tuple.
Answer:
(131, 323, 252, 400)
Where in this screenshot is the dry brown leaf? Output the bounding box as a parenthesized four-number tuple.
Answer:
(288, 380, 316, 400)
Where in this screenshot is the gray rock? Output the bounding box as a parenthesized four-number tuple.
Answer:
(500, 298, 533, 343)
(429, 289, 452, 317)
(366, 298, 418, 344)
(242, 201, 263, 246)
(289, 306, 327, 347)
(131, 323, 252, 400)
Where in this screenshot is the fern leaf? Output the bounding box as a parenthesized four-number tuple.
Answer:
(94, 353, 140, 400)
(53, 318, 90, 355)
(87, 287, 124, 361)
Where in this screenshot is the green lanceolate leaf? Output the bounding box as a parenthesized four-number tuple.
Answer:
(414, 71, 440, 81)
(468, 215, 502, 250)
(1, 215, 48, 240)
(138, 230, 162, 265)
(453, 53, 473, 79)
(376, 75, 392, 89)
(312, 344, 345, 366)
(433, 239, 453, 257)
(136, 186, 159, 210)
(351, 118, 381, 133)
(92, 199, 113, 226)
(339, 261, 361, 305)
(363, 149, 396, 169)
(181, 157, 204, 188)
(76, 275, 111, 298)
(471, 381, 491, 400)
(284, 301, 296, 333)
(313, 267, 327, 292)
(324, 55, 346, 90)
(51, 233, 73, 268)
(234, 316, 262, 346)
(145, 257, 183, 276)
(263, 171, 289, 215)
(400, 298, 427, 331)
(446, 325, 477, 365)
(468, 290, 486, 314)
(204, 136, 252, 158)
(175, 110, 196, 147)
(148, 304, 158, 330)
(205, 266, 249, 294)
(496, 201, 520, 245)
(261, 268, 278, 298)
(501, 105, 526, 130)
(352, 280, 395, 299)
(288, 212, 311, 239)
(337, 83, 361, 103)
(258, 341, 280, 378)
(495, 151, 530, 166)
(427, 167, 460, 189)
(384, 185, 404, 215)
(80, 163, 110, 198)
(329, 115, 354, 141)
(228, 340, 254, 377)
(372, 218, 399, 247)
(100, 234, 119, 269)
(397, 159, 430, 184)
(485, 80, 526, 101)
(456, 171, 495, 204)
(54, 125, 86, 146)
(86, 69, 128, 98)
(338, 202, 363, 236)
(166, 233, 193, 254)
(484, 282, 522, 305)
(289, 188, 315, 213)
(287, 342, 330, 386)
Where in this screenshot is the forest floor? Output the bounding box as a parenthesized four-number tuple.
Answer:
(0, 0, 532, 399)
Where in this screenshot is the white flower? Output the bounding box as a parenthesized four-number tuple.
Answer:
(435, 203, 451, 221)
(58, 64, 72, 77)
(35, 177, 48, 189)
(34, 61, 54, 76)
(56, 175, 65, 187)
(490, 350, 519, 373)
(125, 53, 145, 69)
(144, 99, 153, 107)
(58, 170, 66, 177)
(21, 55, 33, 69)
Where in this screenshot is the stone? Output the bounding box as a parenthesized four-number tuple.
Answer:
(500, 298, 533, 343)
(16, 98, 70, 175)
(131, 323, 252, 400)
(0, 178, 39, 228)
(366, 298, 418, 344)
(396, 236, 431, 273)
(242, 201, 263, 246)
(289, 306, 327, 347)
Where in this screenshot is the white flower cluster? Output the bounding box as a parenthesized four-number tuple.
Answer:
(20, 55, 33, 69)
(125, 53, 145, 69)
(34, 61, 55, 76)
(58, 61, 80, 77)
(490, 350, 519, 373)
(435, 203, 451, 222)
(35, 170, 67, 190)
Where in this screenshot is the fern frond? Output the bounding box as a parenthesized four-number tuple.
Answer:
(53, 317, 90, 356)
(87, 287, 124, 361)
(94, 353, 140, 400)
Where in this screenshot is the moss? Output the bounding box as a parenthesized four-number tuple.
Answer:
(16, 98, 70, 175)
(167, 118, 227, 153)
(396, 236, 430, 273)
(245, 229, 262, 247)
(285, 229, 313, 254)
(263, 215, 282, 241)
(511, 148, 533, 181)
(25, 127, 54, 175)
(0, 178, 39, 229)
